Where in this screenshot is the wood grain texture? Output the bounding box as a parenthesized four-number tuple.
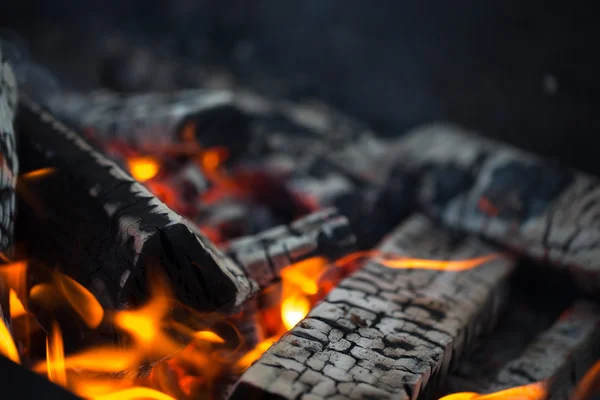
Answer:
(226, 208, 356, 290)
(229, 213, 515, 400)
(15, 95, 253, 312)
(446, 301, 600, 400)
(383, 123, 600, 295)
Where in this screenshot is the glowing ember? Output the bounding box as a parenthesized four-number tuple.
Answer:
(439, 381, 547, 400)
(127, 156, 160, 182)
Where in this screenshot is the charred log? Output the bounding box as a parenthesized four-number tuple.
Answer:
(0, 46, 18, 253)
(383, 123, 600, 296)
(225, 208, 355, 290)
(446, 301, 600, 400)
(15, 95, 253, 312)
(0, 48, 18, 332)
(46, 88, 373, 163)
(229, 213, 515, 400)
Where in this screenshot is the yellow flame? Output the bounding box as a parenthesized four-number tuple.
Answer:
(439, 381, 547, 400)
(194, 330, 225, 344)
(236, 337, 278, 372)
(46, 322, 67, 388)
(127, 157, 160, 182)
(377, 254, 500, 271)
(9, 289, 27, 319)
(62, 347, 142, 373)
(0, 316, 19, 364)
(334, 251, 500, 272)
(281, 294, 311, 330)
(91, 387, 176, 400)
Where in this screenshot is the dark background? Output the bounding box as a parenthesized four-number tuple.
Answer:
(1, 0, 600, 173)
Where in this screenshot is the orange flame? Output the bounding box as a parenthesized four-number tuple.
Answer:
(29, 273, 105, 329)
(91, 387, 176, 400)
(9, 289, 26, 319)
(572, 359, 600, 400)
(334, 251, 500, 272)
(0, 315, 19, 364)
(20, 167, 56, 181)
(54, 273, 104, 329)
(46, 322, 67, 388)
(439, 381, 547, 400)
(127, 157, 160, 182)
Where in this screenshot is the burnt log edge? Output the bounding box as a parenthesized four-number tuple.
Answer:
(447, 301, 600, 400)
(229, 213, 515, 400)
(384, 123, 600, 295)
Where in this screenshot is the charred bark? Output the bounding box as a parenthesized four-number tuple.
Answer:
(0, 49, 18, 331)
(46, 88, 373, 162)
(446, 301, 600, 400)
(229, 213, 515, 400)
(15, 95, 252, 312)
(383, 123, 600, 295)
(0, 46, 18, 253)
(225, 207, 356, 289)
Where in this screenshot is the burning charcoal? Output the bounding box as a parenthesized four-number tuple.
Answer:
(445, 301, 600, 400)
(225, 208, 356, 290)
(229, 213, 515, 400)
(15, 96, 255, 313)
(383, 123, 600, 296)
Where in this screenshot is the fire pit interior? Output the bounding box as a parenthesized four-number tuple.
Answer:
(1, 2, 600, 400)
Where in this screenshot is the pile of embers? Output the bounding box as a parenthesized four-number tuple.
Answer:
(0, 44, 600, 400)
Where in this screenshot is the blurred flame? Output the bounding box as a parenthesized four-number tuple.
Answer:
(236, 337, 279, 372)
(194, 330, 225, 344)
(0, 261, 28, 304)
(20, 167, 56, 181)
(29, 273, 105, 329)
(0, 315, 19, 363)
(9, 289, 26, 319)
(128, 157, 160, 182)
(54, 273, 104, 329)
(91, 387, 176, 400)
(62, 347, 142, 373)
(572, 359, 600, 400)
(46, 322, 67, 387)
(439, 382, 547, 400)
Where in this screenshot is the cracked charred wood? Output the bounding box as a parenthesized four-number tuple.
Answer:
(0, 48, 18, 333)
(0, 47, 18, 253)
(15, 95, 254, 313)
(225, 208, 356, 290)
(229, 213, 515, 400)
(46, 88, 372, 163)
(383, 123, 600, 296)
(446, 301, 600, 400)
